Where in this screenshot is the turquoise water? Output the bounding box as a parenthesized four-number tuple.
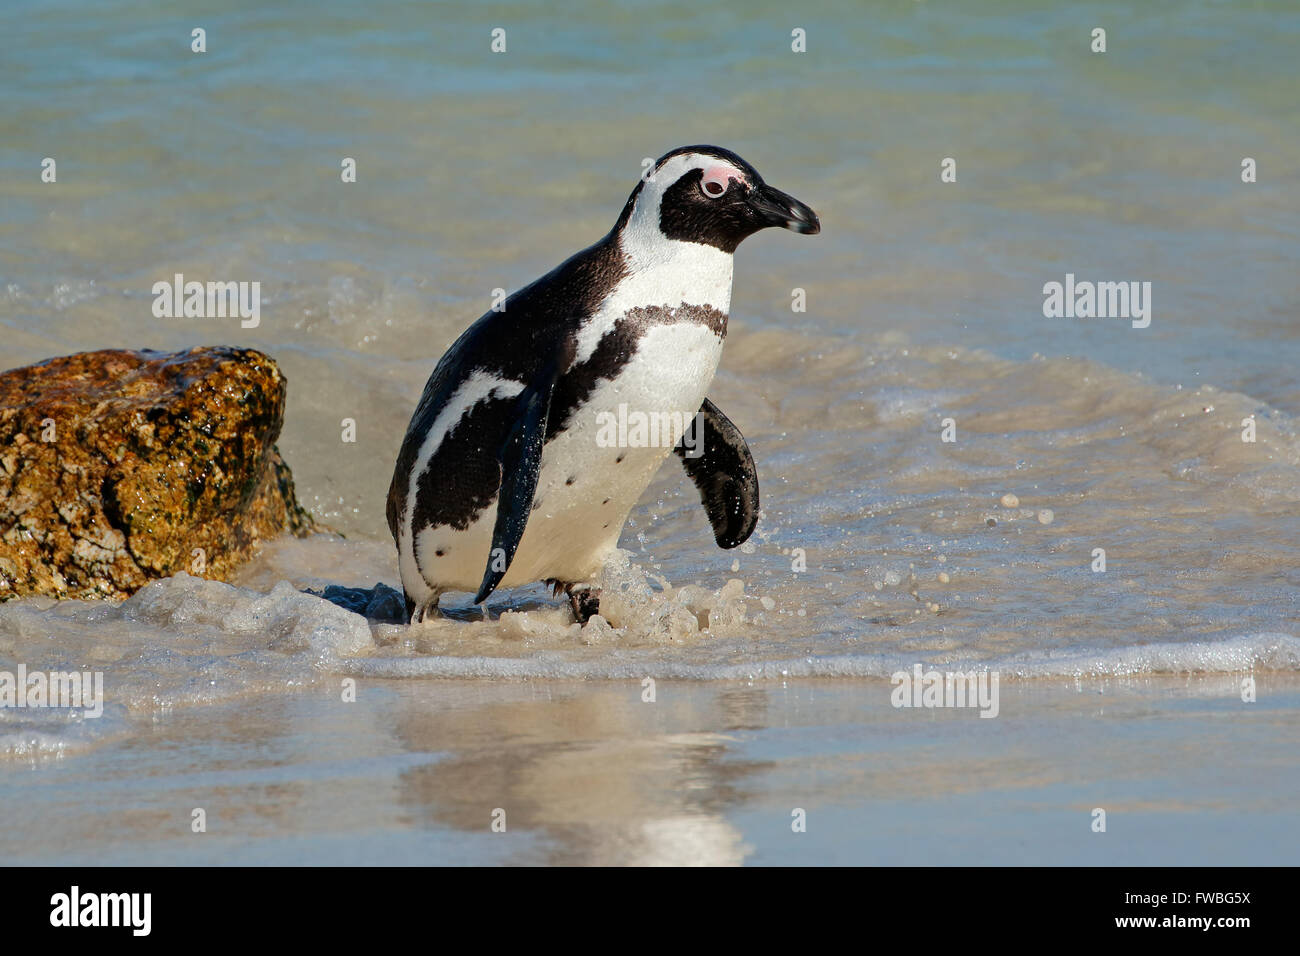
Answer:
(3, 0, 1296, 404)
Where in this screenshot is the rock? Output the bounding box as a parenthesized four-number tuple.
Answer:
(0, 346, 315, 601)
(312, 583, 408, 624)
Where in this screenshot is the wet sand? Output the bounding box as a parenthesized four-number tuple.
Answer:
(4, 674, 1295, 866)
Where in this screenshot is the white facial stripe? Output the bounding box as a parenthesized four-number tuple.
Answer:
(573, 156, 738, 365)
(626, 154, 745, 247)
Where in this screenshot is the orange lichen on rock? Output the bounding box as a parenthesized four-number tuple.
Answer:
(0, 346, 314, 601)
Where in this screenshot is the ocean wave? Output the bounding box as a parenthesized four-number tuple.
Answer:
(338, 632, 1300, 682)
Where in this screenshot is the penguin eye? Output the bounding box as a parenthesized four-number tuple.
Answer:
(702, 180, 733, 201)
(700, 178, 728, 199)
(702, 167, 733, 200)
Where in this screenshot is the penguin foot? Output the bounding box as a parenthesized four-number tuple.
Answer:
(565, 585, 602, 624)
(407, 593, 441, 625)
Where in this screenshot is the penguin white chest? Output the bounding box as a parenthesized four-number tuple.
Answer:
(511, 319, 726, 584)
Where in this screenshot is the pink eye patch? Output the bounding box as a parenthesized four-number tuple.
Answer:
(701, 164, 742, 195)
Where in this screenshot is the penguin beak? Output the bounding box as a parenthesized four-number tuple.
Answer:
(750, 182, 821, 235)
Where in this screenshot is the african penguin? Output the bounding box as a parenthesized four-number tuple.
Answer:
(387, 145, 820, 623)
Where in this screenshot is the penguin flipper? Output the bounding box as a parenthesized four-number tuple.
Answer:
(674, 397, 760, 549)
(473, 357, 560, 604)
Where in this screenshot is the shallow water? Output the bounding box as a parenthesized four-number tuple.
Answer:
(4, 675, 1299, 865)
(1, 1, 1297, 861)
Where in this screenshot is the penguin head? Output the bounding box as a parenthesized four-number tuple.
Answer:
(617, 145, 820, 255)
